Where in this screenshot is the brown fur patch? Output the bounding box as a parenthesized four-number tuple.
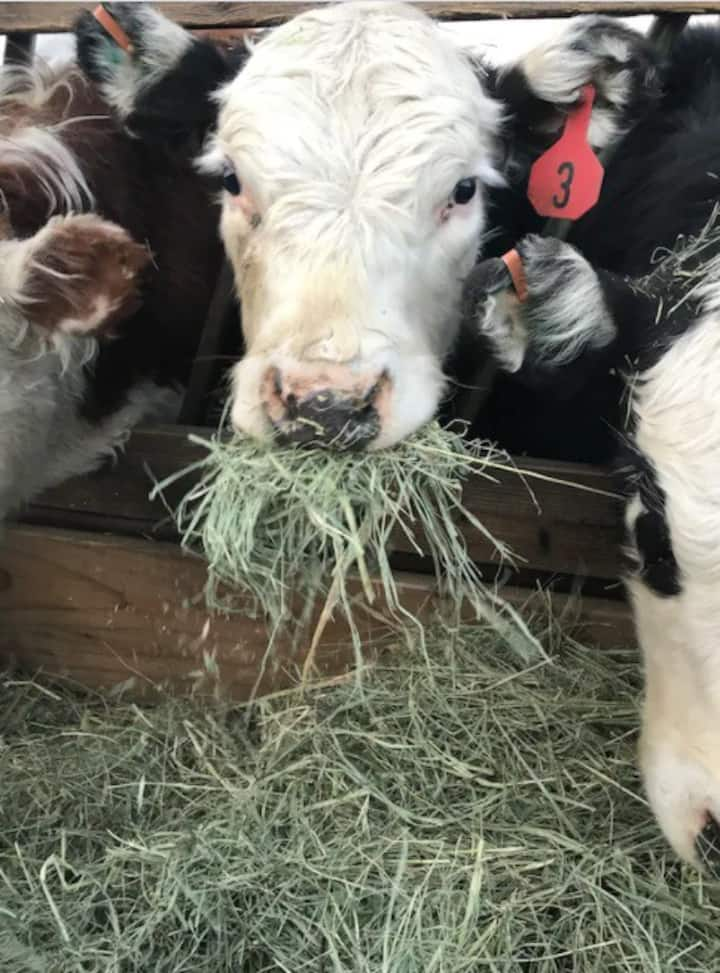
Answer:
(0, 204, 10, 240)
(25, 215, 150, 334)
(0, 70, 98, 237)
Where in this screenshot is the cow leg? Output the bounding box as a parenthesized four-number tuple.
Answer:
(494, 15, 664, 157)
(74, 3, 233, 147)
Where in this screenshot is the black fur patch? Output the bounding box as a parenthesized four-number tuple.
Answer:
(471, 24, 720, 462)
(126, 42, 238, 151)
(620, 454, 681, 597)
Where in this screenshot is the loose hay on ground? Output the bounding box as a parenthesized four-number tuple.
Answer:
(2, 622, 719, 972)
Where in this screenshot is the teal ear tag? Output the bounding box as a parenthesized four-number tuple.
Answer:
(101, 37, 126, 67)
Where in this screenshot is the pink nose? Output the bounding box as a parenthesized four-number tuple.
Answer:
(261, 366, 390, 449)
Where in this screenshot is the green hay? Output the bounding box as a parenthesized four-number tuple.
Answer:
(153, 421, 545, 662)
(2, 620, 719, 972)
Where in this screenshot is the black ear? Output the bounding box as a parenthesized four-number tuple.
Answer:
(74, 3, 238, 151)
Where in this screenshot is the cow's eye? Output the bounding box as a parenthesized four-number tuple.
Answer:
(222, 163, 241, 196)
(452, 178, 477, 205)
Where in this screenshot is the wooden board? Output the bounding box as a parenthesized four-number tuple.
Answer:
(1, 2, 718, 33)
(0, 526, 634, 701)
(22, 425, 623, 583)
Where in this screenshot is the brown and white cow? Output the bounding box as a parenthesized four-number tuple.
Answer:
(0, 18, 231, 518)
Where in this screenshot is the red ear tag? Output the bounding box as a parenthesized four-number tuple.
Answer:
(527, 84, 604, 221)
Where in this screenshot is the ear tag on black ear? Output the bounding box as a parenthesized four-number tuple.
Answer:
(93, 4, 134, 56)
(527, 84, 604, 221)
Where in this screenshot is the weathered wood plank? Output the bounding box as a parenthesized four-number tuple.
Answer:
(0, 526, 634, 701)
(21, 425, 622, 582)
(0, 526, 415, 699)
(178, 262, 237, 426)
(1, 2, 718, 34)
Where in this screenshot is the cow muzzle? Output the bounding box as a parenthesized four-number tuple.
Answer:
(261, 365, 391, 449)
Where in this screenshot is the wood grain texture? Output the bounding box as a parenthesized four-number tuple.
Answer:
(0, 526, 634, 701)
(2, 2, 718, 33)
(21, 425, 623, 582)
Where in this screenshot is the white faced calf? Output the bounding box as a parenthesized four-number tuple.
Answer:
(200, 3, 501, 448)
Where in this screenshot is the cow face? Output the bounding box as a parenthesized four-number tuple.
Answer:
(200, 2, 501, 449)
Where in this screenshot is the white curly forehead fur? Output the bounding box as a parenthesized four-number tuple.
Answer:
(207, 2, 501, 244)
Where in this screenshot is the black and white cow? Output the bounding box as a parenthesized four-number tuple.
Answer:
(464, 20, 720, 867)
(77, 3, 720, 865)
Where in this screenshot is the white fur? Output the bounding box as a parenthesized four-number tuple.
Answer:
(0, 303, 180, 519)
(203, 1, 501, 448)
(527, 243, 615, 365)
(0, 62, 76, 114)
(631, 574, 720, 865)
(478, 291, 527, 373)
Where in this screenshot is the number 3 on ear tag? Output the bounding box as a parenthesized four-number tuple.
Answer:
(527, 84, 604, 220)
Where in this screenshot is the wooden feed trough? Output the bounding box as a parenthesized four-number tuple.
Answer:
(1, 1, 709, 700)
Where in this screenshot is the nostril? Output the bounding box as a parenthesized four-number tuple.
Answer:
(364, 369, 390, 406)
(261, 367, 287, 424)
(285, 392, 298, 420)
(313, 391, 332, 410)
(697, 813, 720, 874)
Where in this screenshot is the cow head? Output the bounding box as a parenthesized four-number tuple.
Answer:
(206, 4, 501, 448)
(79, 2, 501, 449)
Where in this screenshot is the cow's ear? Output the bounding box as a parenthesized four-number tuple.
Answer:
(19, 215, 150, 336)
(74, 3, 236, 151)
(489, 16, 663, 159)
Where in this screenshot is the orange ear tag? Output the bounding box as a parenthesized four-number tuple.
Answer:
(527, 84, 604, 221)
(501, 248, 528, 303)
(93, 5, 134, 53)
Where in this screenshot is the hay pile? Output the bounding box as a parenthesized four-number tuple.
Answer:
(153, 422, 547, 664)
(2, 620, 719, 972)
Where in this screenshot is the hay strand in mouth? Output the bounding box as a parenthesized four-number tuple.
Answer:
(152, 421, 543, 663)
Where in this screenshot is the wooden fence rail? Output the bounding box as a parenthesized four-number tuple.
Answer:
(20, 425, 623, 585)
(0, 1, 718, 34)
(0, 525, 634, 700)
